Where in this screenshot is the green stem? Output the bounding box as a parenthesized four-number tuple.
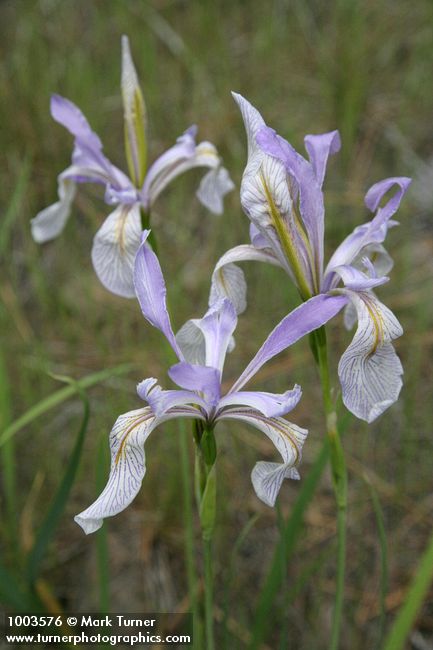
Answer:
(179, 421, 200, 646)
(203, 536, 215, 650)
(312, 327, 347, 650)
(195, 423, 217, 650)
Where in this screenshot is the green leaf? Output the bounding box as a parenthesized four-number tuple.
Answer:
(26, 375, 90, 584)
(382, 526, 433, 650)
(365, 475, 388, 648)
(0, 561, 41, 611)
(200, 464, 217, 542)
(0, 363, 135, 448)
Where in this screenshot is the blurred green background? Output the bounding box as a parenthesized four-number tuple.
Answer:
(1, 1, 433, 648)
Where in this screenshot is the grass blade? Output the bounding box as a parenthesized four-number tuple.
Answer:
(222, 513, 260, 650)
(0, 363, 135, 448)
(0, 346, 18, 554)
(365, 475, 388, 648)
(382, 527, 433, 650)
(0, 562, 41, 611)
(26, 376, 90, 584)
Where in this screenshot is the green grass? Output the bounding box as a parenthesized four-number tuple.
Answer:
(1, 1, 433, 648)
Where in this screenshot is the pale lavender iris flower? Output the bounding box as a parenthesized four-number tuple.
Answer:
(74, 230, 348, 534)
(210, 93, 411, 423)
(31, 36, 234, 298)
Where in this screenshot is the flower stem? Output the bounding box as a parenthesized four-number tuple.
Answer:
(195, 423, 217, 650)
(178, 421, 200, 646)
(311, 327, 348, 650)
(203, 536, 215, 650)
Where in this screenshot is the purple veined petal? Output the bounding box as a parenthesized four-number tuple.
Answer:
(304, 130, 341, 188)
(196, 166, 235, 215)
(251, 462, 300, 507)
(337, 289, 403, 423)
(31, 171, 76, 243)
(74, 403, 203, 534)
(51, 94, 103, 151)
(249, 223, 270, 249)
(217, 384, 302, 419)
(142, 126, 197, 202)
(168, 362, 221, 405)
(133, 231, 183, 358)
(232, 95, 313, 290)
(231, 92, 266, 158)
(193, 298, 238, 373)
(104, 185, 140, 206)
(230, 293, 348, 393)
(359, 243, 394, 278)
(324, 177, 411, 288)
(218, 407, 307, 506)
(74, 406, 156, 534)
(91, 203, 142, 298)
(256, 125, 326, 286)
(210, 244, 284, 315)
(332, 264, 389, 292)
(175, 319, 207, 366)
(142, 130, 232, 212)
(71, 138, 133, 192)
(51, 94, 133, 195)
(242, 145, 314, 293)
(137, 377, 208, 417)
(365, 176, 412, 216)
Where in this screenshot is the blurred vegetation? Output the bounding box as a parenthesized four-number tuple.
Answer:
(1, 1, 433, 648)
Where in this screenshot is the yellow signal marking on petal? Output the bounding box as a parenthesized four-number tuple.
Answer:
(115, 205, 131, 256)
(260, 171, 312, 300)
(363, 295, 385, 356)
(115, 413, 152, 466)
(196, 147, 219, 159)
(252, 411, 301, 464)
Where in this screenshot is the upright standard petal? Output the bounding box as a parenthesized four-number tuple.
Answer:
(193, 298, 237, 373)
(31, 172, 76, 243)
(74, 407, 155, 534)
(256, 125, 327, 290)
(230, 293, 348, 393)
(168, 362, 221, 408)
(338, 290, 403, 422)
(234, 97, 314, 298)
(304, 130, 341, 188)
(91, 203, 142, 298)
(121, 35, 147, 186)
(133, 231, 183, 358)
(219, 407, 307, 506)
(175, 319, 207, 366)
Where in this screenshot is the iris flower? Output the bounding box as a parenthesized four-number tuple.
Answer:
(31, 36, 234, 297)
(210, 94, 411, 423)
(74, 230, 350, 534)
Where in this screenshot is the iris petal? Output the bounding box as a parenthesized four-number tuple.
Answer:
(338, 290, 403, 422)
